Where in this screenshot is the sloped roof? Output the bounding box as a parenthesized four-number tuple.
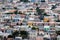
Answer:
(39, 2, 49, 9)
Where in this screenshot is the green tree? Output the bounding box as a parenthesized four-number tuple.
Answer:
(28, 26, 31, 28)
(19, 11, 23, 14)
(12, 31, 19, 38)
(6, 13, 13, 14)
(43, 13, 50, 16)
(32, 27, 36, 30)
(51, 5, 57, 10)
(13, 7, 18, 14)
(56, 31, 60, 35)
(14, 10, 22, 14)
(2, 7, 6, 10)
(20, 0, 29, 2)
(14, 10, 18, 14)
(32, 26, 39, 30)
(36, 7, 45, 15)
(8, 35, 13, 38)
(20, 31, 29, 39)
(14, 7, 17, 10)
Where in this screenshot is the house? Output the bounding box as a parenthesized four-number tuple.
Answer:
(36, 36, 43, 40)
(29, 30, 37, 37)
(40, 2, 49, 9)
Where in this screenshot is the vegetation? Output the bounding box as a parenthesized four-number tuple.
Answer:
(14, 7, 17, 10)
(51, 5, 57, 10)
(2, 8, 6, 10)
(36, 7, 45, 15)
(20, 30, 29, 39)
(32, 27, 36, 30)
(56, 31, 60, 35)
(6, 13, 13, 14)
(32, 27, 39, 30)
(12, 30, 29, 39)
(14, 10, 18, 14)
(43, 13, 50, 16)
(13, 7, 22, 14)
(12, 31, 19, 38)
(8, 35, 14, 38)
(20, 0, 29, 2)
(28, 26, 31, 28)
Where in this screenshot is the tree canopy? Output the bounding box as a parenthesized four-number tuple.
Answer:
(20, 0, 29, 2)
(51, 5, 57, 10)
(36, 7, 45, 15)
(12, 31, 19, 38)
(20, 30, 29, 39)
